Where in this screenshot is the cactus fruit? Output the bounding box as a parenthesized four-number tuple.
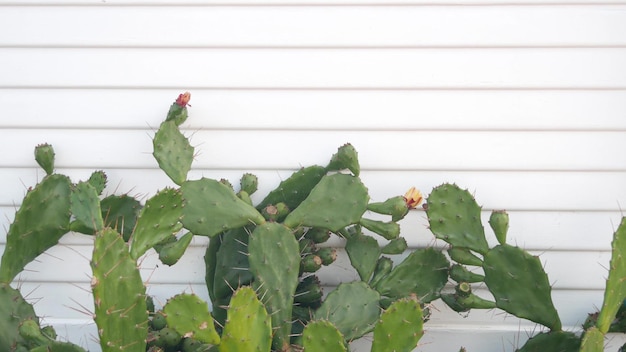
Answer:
(100, 194, 142, 241)
(34, 143, 55, 176)
(162, 293, 220, 345)
(220, 286, 272, 352)
(153, 120, 194, 186)
(595, 217, 626, 334)
(304, 227, 331, 244)
(283, 173, 369, 232)
(257, 166, 327, 211)
(0, 283, 38, 351)
(326, 143, 360, 176)
(374, 247, 449, 303)
(345, 231, 381, 281)
(488, 210, 509, 246)
(381, 237, 408, 255)
(158, 232, 194, 266)
(483, 244, 561, 331)
(239, 173, 259, 195)
(359, 218, 401, 240)
(181, 178, 266, 238)
(130, 188, 183, 260)
(261, 202, 289, 222)
(515, 331, 581, 352)
(371, 295, 424, 352)
(314, 281, 381, 341)
(301, 254, 323, 273)
(315, 247, 337, 266)
(367, 196, 410, 222)
(426, 184, 489, 255)
(248, 223, 300, 351)
(91, 228, 148, 352)
(69, 181, 104, 235)
(302, 320, 348, 352)
(0, 174, 71, 283)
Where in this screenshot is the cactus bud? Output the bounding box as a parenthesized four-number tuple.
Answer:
(403, 187, 423, 209)
(301, 254, 323, 273)
(262, 202, 289, 222)
(489, 210, 509, 245)
(34, 143, 55, 175)
(315, 247, 337, 265)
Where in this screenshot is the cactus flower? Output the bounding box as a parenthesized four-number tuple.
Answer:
(175, 92, 191, 107)
(403, 187, 423, 209)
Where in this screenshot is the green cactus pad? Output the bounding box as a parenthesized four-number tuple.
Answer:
(449, 264, 484, 283)
(130, 188, 183, 260)
(153, 120, 194, 186)
(489, 210, 509, 246)
(70, 181, 104, 235)
(302, 320, 347, 352)
(0, 174, 71, 283)
(371, 296, 424, 352)
(426, 183, 489, 255)
(239, 173, 259, 195)
(326, 143, 360, 176)
(441, 292, 496, 313)
(87, 170, 108, 196)
(34, 143, 55, 176)
(248, 223, 300, 351)
(163, 293, 220, 345)
(304, 227, 331, 244)
(204, 234, 221, 304)
(360, 218, 400, 240)
(367, 196, 410, 222)
(29, 341, 87, 352)
(212, 227, 254, 302)
(257, 165, 327, 211)
(100, 194, 142, 241)
(181, 178, 265, 238)
(294, 275, 323, 306)
(374, 247, 449, 303)
(369, 256, 393, 288)
(579, 327, 604, 352)
(283, 174, 369, 232)
(447, 247, 483, 266)
(220, 286, 271, 352)
(516, 331, 581, 352)
(158, 232, 194, 266)
(345, 232, 381, 281)
(91, 228, 148, 352)
(596, 217, 626, 334)
(314, 281, 381, 341)
(381, 237, 408, 255)
(483, 244, 561, 331)
(0, 283, 38, 351)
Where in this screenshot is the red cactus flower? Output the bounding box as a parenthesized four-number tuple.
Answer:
(175, 92, 191, 107)
(403, 187, 423, 209)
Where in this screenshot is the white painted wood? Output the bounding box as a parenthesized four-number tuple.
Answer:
(2, 0, 626, 4)
(2, 48, 626, 88)
(2, 6, 626, 47)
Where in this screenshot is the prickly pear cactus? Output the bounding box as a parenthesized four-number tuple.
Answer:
(34, 143, 55, 176)
(345, 231, 381, 281)
(515, 331, 580, 352)
(367, 196, 410, 222)
(483, 244, 561, 331)
(219, 286, 271, 352)
(157, 232, 194, 266)
(91, 228, 148, 352)
(302, 320, 348, 352)
(371, 295, 424, 352)
(181, 178, 265, 238)
(0, 174, 72, 283)
(256, 165, 327, 211)
(283, 173, 369, 232)
(130, 187, 183, 260)
(162, 293, 220, 345)
(0, 283, 38, 351)
(326, 143, 360, 176)
(248, 223, 300, 351)
(488, 210, 509, 246)
(153, 120, 194, 186)
(69, 181, 104, 235)
(579, 327, 604, 352)
(100, 194, 142, 241)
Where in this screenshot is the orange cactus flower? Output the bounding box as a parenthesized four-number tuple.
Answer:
(403, 187, 423, 209)
(175, 92, 191, 107)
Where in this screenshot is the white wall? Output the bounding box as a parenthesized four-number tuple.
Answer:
(1, 1, 626, 351)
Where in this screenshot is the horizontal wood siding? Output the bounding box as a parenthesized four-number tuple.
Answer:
(1, 1, 625, 351)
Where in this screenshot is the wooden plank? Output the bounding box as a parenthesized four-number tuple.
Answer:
(3, 89, 626, 130)
(0, 168, 624, 211)
(1, 130, 625, 171)
(2, 6, 626, 47)
(2, 48, 626, 88)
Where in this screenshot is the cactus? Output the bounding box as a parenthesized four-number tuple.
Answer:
(373, 247, 449, 303)
(326, 143, 360, 176)
(34, 143, 55, 176)
(100, 194, 142, 241)
(367, 196, 410, 222)
(153, 120, 194, 186)
(248, 223, 300, 351)
(440, 283, 495, 313)
(0, 174, 72, 283)
(579, 327, 604, 352)
(219, 286, 272, 352)
(69, 181, 104, 235)
(449, 264, 484, 283)
(87, 170, 108, 195)
(283, 173, 369, 232)
(162, 293, 220, 345)
(256, 165, 327, 211)
(239, 173, 259, 195)
(302, 320, 348, 352)
(294, 275, 323, 307)
(167, 92, 191, 126)
(515, 331, 581, 352)
(315, 247, 337, 266)
(381, 237, 408, 255)
(359, 218, 401, 240)
(345, 231, 381, 281)
(181, 178, 265, 238)
(130, 187, 184, 260)
(426, 183, 489, 255)
(0, 283, 38, 351)
(371, 295, 424, 352)
(447, 246, 483, 266)
(488, 210, 509, 246)
(369, 256, 393, 288)
(157, 232, 194, 266)
(91, 228, 148, 352)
